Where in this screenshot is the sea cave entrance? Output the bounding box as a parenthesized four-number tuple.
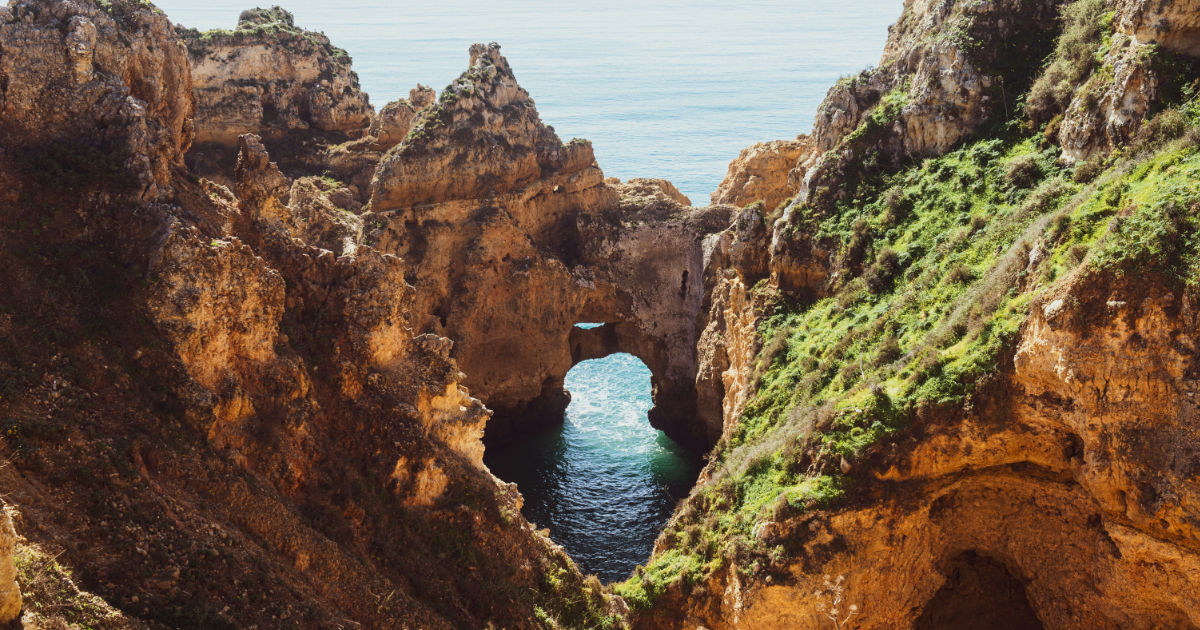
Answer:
(484, 324, 703, 582)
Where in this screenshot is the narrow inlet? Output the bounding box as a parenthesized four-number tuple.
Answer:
(485, 335, 701, 581)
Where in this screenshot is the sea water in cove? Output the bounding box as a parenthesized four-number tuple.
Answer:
(485, 350, 699, 581)
(154, 0, 897, 579)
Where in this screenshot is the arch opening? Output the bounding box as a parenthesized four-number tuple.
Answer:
(483, 350, 702, 581)
(566, 320, 708, 451)
(914, 551, 1045, 630)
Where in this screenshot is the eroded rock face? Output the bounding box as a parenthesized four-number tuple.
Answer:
(366, 44, 728, 448)
(574, 185, 733, 446)
(0, 507, 19, 624)
(1058, 0, 1200, 163)
(693, 205, 777, 440)
(364, 49, 609, 430)
(711, 137, 810, 211)
(717, 0, 1063, 302)
(370, 84, 437, 148)
(1059, 33, 1161, 163)
(648, 271, 1200, 630)
(181, 7, 372, 147)
(788, 0, 1061, 208)
(0, 0, 194, 200)
(1117, 0, 1200, 55)
(370, 43, 596, 210)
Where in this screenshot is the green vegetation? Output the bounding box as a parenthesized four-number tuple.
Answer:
(16, 543, 128, 628)
(845, 87, 908, 144)
(1026, 0, 1114, 123)
(536, 559, 628, 629)
(96, 0, 159, 16)
(617, 76, 1200, 610)
(179, 6, 351, 62)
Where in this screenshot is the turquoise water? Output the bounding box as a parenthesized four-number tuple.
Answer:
(155, 0, 897, 202)
(484, 352, 701, 581)
(154, 1, 899, 579)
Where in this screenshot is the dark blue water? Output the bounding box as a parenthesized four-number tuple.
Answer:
(484, 352, 701, 581)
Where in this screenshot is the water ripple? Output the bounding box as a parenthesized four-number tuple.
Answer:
(485, 354, 701, 582)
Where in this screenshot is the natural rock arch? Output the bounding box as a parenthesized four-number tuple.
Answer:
(565, 319, 698, 447)
(358, 44, 734, 452)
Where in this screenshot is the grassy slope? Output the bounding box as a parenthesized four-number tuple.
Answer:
(618, 17, 1200, 610)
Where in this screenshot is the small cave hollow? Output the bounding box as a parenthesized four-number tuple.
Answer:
(914, 551, 1045, 630)
(483, 323, 703, 582)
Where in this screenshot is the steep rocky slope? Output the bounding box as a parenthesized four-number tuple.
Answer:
(363, 43, 733, 449)
(4, 0, 1200, 627)
(0, 2, 624, 628)
(626, 0, 1200, 628)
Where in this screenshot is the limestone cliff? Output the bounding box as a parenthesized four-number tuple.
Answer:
(0, 3, 622, 628)
(6, 0, 1200, 628)
(364, 44, 729, 449)
(711, 137, 810, 211)
(180, 7, 371, 147)
(631, 0, 1200, 628)
(641, 268, 1200, 630)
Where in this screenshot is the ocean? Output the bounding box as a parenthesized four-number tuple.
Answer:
(152, 0, 898, 580)
(155, 0, 897, 203)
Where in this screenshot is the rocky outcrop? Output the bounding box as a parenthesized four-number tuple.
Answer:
(711, 137, 809, 211)
(365, 44, 728, 449)
(370, 44, 603, 211)
(319, 86, 438, 202)
(794, 0, 1060, 203)
(1058, 0, 1200, 163)
(364, 44, 612, 434)
(0, 507, 19, 624)
(1058, 32, 1161, 163)
(573, 184, 732, 445)
(370, 84, 436, 148)
(0, 0, 194, 201)
(708, 0, 1065, 305)
(693, 205, 777, 439)
(652, 269, 1200, 629)
(180, 7, 371, 147)
(1116, 0, 1200, 55)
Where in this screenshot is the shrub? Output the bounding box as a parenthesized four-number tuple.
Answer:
(881, 187, 911, 226)
(1130, 108, 1190, 155)
(1072, 159, 1104, 183)
(865, 247, 901, 293)
(873, 334, 902, 366)
(1004, 153, 1043, 189)
(1026, 0, 1112, 123)
(875, 246, 900, 273)
(947, 263, 975, 284)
